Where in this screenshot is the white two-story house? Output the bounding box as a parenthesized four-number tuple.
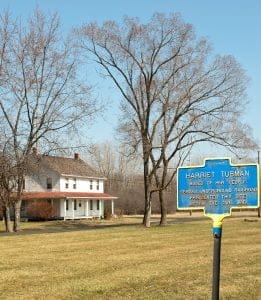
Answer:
(22, 151, 117, 220)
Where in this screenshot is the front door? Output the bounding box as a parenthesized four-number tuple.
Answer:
(74, 199, 85, 217)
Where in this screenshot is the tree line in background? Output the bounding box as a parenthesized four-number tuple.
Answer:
(85, 142, 177, 216)
(0, 9, 258, 232)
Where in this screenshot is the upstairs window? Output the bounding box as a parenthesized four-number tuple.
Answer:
(65, 178, 69, 189)
(90, 180, 93, 190)
(96, 180, 99, 191)
(73, 178, 77, 189)
(46, 177, 52, 189)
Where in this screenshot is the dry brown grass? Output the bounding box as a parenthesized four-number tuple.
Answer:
(0, 213, 260, 299)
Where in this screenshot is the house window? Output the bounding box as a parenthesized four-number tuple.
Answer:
(73, 178, 77, 189)
(46, 177, 52, 189)
(65, 178, 69, 189)
(66, 199, 69, 210)
(74, 199, 77, 210)
(90, 180, 93, 190)
(90, 200, 93, 210)
(96, 180, 99, 191)
(22, 179, 25, 190)
(97, 200, 100, 210)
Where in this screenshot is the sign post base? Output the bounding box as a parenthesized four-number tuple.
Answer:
(209, 215, 225, 300)
(212, 227, 222, 300)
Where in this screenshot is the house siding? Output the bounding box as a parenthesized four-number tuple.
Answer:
(24, 170, 60, 192)
(60, 176, 104, 193)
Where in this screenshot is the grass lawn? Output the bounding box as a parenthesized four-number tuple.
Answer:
(0, 213, 260, 299)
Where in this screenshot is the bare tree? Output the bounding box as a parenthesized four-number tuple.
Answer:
(87, 142, 116, 179)
(86, 141, 141, 190)
(0, 149, 17, 232)
(0, 10, 98, 231)
(148, 67, 257, 225)
(86, 142, 146, 216)
(78, 13, 256, 227)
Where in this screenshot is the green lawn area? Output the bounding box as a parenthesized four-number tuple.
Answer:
(0, 213, 260, 299)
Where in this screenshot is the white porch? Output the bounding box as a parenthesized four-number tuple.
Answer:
(60, 198, 115, 220)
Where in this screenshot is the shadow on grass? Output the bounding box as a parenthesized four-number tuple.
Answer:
(1, 210, 258, 236)
(0, 215, 207, 236)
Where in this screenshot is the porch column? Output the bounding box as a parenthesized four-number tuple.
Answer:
(63, 199, 66, 221)
(101, 200, 104, 218)
(72, 199, 75, 220)
(111, 199, 114, 215)
(85, 200, 89, 217)
(99, 199, 102, 217)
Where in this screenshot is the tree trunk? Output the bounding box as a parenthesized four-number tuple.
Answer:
(143, 194, 152, 227)
(13, 200, 21, 232)
(3, 205, 13, 232)
(142, 181, 152, 227)
(159, 190, 167, 226)
(142, 145, 151, 227)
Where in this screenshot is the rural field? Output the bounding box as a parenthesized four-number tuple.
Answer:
(0, 212, 260, 299)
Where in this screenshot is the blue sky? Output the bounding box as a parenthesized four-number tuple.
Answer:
(1, 0, 261, 151)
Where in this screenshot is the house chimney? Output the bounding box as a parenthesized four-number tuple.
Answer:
(74, 153, 79, 160)
(32, 147, 38, 155)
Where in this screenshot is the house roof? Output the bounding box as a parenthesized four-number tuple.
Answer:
(27, 153, 104, 179)
(21, 191, 118, 200)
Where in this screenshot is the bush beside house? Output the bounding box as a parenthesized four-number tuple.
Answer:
(26, 201, 58, 221)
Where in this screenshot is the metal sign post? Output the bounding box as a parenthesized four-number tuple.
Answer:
(211, 215, 225, 300)
(177, 158, 259, 300)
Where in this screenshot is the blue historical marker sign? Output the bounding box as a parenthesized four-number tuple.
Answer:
(177, 158, 259, 215)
